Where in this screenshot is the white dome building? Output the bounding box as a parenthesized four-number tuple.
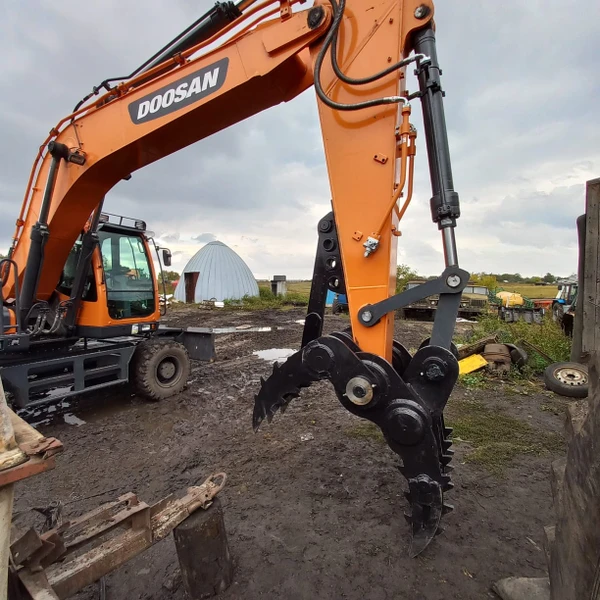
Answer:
(173, 241, 259, 303)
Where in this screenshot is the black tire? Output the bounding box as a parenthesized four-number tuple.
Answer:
(131, 338, 191, 401)
(543, 361, 588, 398)
(552, 302, 563, 324)
(331, 296, 340, 314)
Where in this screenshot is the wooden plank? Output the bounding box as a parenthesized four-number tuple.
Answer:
(582, 178, 600, 355)
(0, 454, 57, 488)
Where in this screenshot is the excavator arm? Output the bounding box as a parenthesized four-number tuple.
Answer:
(3, 0, 466, 555)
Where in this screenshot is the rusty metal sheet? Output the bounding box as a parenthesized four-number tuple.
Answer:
(10, 528, 42, 566)
(18, 569, 60, 600)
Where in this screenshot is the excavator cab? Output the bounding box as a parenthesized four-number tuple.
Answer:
(56, 213, 162, 337)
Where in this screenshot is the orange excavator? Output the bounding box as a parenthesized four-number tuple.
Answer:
(1, 0, 468, 555)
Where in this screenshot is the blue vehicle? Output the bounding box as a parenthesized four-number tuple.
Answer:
(553, 279, 578, 337)
(326, 289, 348, 314)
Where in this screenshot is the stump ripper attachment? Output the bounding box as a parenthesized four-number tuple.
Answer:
(254, 331, 459, 556)
(254, 206, 467, 556)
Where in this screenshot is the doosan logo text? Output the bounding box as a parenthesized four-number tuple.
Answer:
(128, 57, 228, 124)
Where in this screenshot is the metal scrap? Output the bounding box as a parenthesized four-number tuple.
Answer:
(13, 472, 227, 600)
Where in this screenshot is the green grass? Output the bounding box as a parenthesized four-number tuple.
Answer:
(342, 397, 565, 477)
(497, 284, 558, 299)
(223, 285, 309, 310)
(456, 313, 571, 376)
(446, 397, 564, 476)
(459, 372, 489, 390)
(255, 280, 312, 294)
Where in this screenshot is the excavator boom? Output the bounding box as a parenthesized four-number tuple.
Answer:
(2, 0, 467, 555)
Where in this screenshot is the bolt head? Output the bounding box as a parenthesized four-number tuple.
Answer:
(424, 364, 444, 381)
(446, 274, 461, 288)
(353, 386, 366, 398)
(346, 377, 374, 406)
(422, 356, 447, 381)
(386, 406, 425, 445)
(414, 4, 430, 19)
(319, 219, 332, 233)
(303, 343, 334, 374)
(307, 5, 325, 29)
(362, 310, 373, 323)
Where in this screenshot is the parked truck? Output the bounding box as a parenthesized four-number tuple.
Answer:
(400, 280, 489, 320)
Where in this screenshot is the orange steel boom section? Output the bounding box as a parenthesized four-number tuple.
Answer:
(6, 0, 436, 361)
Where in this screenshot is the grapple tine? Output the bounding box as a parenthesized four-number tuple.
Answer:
(253, 349, 318, 431)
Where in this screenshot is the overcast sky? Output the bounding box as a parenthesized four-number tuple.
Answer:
(2, 0, 599, 280)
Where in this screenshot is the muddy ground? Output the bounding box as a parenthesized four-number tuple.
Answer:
(13, 306, 568, 600)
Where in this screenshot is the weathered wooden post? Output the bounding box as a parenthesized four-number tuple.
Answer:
(173, 497, 234, 599)
(570, 214, 586, 364)
(0, 379, 28, 600)
(494, 177, 600, 600)
(546, 177, 600, 599)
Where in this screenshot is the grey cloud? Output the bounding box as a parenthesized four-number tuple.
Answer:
(483, 184, 585, 232)
(192, 233, 217, 243)
(159, 233, 181, 242)
(1, 0, 599, 281)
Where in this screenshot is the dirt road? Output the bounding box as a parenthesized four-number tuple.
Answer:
(13, 306, 565, 599)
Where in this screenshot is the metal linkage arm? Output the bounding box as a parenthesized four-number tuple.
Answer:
(357, 266, 469, 326)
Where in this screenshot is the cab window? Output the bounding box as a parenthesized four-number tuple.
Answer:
(98, 230, 155, 320)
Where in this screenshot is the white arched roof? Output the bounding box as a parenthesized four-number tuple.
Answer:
(173, 241, 259, 302)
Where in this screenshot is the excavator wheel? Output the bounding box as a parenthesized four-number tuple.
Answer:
(131, 338, 190, 401)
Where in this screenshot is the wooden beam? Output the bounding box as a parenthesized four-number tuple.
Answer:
(582, 178, 600, 355)
(547, 178, 600, 599)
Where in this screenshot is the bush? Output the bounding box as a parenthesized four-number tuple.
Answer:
(223, 285, 309, 309)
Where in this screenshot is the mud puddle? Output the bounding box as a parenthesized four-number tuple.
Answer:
(252, 348, 297, 362)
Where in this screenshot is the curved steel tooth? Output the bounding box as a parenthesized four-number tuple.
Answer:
(444, 427, 453, 436)
(442, 502, 454, 515)
(408, 481, 443, 558)
(441, 454, 453, 466)
(253, 350, 318, 431)
(443, 440, 453, 451)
